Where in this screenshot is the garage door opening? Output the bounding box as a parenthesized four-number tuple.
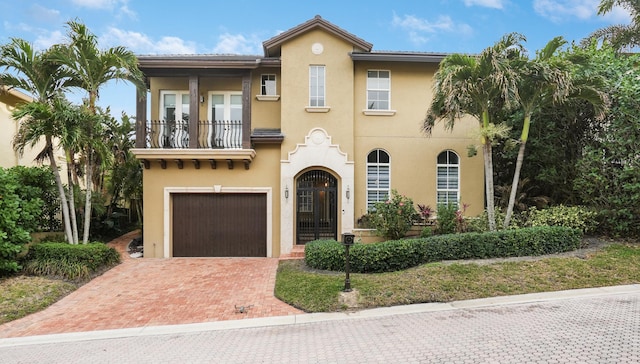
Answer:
(172, 193, 267, 257)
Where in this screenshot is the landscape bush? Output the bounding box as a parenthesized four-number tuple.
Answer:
(305, 226, 582, 273)
(368, 190, 418, 240)
(23, 242, 120, 280)
(0, 167, 43, 275)
(526, 205, 597, 233)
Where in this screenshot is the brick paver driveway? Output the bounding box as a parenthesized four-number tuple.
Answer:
(0, 231, 302, 338)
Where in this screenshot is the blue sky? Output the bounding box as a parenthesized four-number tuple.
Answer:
(1, 0, 630, 117)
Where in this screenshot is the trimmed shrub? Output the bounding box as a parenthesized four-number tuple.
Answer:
(369, 190, 418, 240)
(526, 205, 597, 233)
(23, 242, 120, 280)
(305, 226, 582, 273)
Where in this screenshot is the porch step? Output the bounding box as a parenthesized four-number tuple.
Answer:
(279, 245, 305, 260)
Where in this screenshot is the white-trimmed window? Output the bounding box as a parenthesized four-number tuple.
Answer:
(207, 91, 243, 149)
(437, 150, 460, 205)
(261, 74, 277, 96)
(160, 91, 190, 121)
(367, 149, 390, 211)
(366, 70, 390, 110)
(309, 65, 325, 107)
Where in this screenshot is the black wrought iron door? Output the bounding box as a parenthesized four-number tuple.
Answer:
(296, 170, 337, 244)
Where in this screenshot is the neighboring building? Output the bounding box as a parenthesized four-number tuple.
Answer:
(132, 16, 485, 258)
(0, 87, 36, 167)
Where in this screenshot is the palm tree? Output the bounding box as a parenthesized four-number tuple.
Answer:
(502, 37, 572, 228)
(587, 0, 640, 51)
(424, 33, 525, 231)
(51, 20, 146, 243)
(1, 38, 77, 243)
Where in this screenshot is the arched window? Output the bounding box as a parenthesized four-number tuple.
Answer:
(437, 150, 460, 205)
(367, 149, 390, 211)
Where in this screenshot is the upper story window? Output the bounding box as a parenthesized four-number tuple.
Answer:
(208, 92, 242, 122)
(261, 74, 277, 96)
(309, 65, 326, 107)
(367, 70, 390, 110)
(367, 149, 391, 212)
(436, 150, 460, 205)
(160, 91, 189, 121)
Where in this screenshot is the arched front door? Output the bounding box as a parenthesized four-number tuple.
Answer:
(296, 170, 338, 244)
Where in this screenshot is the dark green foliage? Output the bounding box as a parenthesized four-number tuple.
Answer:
(23, 242, 120, 280)
(10, 166, 61, 231)
(369, 190, 418, 240)
(0, 168, 43, 275)
(305, 227, 582, 273)
(435, 203, 458, 234)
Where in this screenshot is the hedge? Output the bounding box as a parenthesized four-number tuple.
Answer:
(23, 242, 121, 280)
(305, 226, 582, 273)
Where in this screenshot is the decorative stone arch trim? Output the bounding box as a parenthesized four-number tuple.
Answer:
(280, 128, 354, 254)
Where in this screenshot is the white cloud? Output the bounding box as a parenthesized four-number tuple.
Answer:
(70, 0, 136, 19)
(34, 30, 65, 50)
(27, 4, 61, 23)
(101, 27, 197, 54)
(533, 0, 630, 23)
(463, 0, 505, 9)
(392, 13, 473, 46)
(211, 33, 262, 54)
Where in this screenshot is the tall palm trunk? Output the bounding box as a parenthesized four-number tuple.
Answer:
(82, 150, 93, 244)
(65, 150, 79, 244)
(481, 110, 497, 232)
(46, 136, 73, 243)
(503, 113, 531, 228)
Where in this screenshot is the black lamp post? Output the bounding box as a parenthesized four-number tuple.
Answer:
(342, 233, 355, 292)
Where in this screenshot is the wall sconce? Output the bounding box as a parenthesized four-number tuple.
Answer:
(285, 185, 289, 199)
(346, 185, 350, 200)
(199, 95, 204, 104)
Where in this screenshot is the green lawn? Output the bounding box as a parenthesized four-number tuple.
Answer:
(0, 276, 76, 325)
(275, 243, 640, 312)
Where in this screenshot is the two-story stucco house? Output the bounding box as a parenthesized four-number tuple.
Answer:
(132, 16, 484, 258)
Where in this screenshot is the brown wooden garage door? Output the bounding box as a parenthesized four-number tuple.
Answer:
(172, 193, 267, 257)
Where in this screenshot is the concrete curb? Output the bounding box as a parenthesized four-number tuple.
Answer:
(1, 284, 638, 348)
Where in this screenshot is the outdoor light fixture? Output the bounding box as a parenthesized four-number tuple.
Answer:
(285, 185, 289, 199)
(346, 185, 350, 200)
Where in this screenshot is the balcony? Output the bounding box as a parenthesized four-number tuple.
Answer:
(147, 120, 243, 149)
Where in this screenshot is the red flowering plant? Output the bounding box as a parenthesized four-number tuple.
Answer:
(370, 190, 417, 240)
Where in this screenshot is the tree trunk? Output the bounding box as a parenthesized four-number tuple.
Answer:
(82, 153, 93, 244)
(503, 114, 531, 229)
(483, 142, 497, 231)
(66, 151, 79, 244)
(46, 137, 73, 243)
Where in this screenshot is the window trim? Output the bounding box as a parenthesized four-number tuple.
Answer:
(363, 70, 396, 116)
(308, 65, 327, 110)
(366, 149, 391, 212)
(159, 90, 190, 121)
(436, 150, 460, 206)
(256, 74, 280, 101)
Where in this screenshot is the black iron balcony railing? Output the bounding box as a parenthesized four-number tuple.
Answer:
(146, 120, 243, 149)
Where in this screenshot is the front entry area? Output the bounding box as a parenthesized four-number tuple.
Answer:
(296, 170, 338, 244)
(172, 193, 267, 257)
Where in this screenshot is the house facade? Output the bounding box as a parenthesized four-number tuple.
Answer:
(132, 16, 484, 258)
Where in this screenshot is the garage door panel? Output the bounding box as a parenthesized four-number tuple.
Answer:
(173, 193, 266, 257)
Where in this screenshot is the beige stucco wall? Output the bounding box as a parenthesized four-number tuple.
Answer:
(141, 144, 281, 258)
(0, 90, 67, 180)
(352, 61, 485, 218)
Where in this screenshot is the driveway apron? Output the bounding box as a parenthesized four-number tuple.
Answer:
(0, 231, 302, 338)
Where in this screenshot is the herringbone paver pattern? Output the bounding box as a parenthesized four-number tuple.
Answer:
(0, 231, 302, 338)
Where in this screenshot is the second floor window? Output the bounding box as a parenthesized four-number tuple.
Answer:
(367, 70, 390, 110)
(209, 92, 243, 122)
(261, 74, 277, 95)
(161, 91, 189, 121)
(309, 65, 325, 107)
